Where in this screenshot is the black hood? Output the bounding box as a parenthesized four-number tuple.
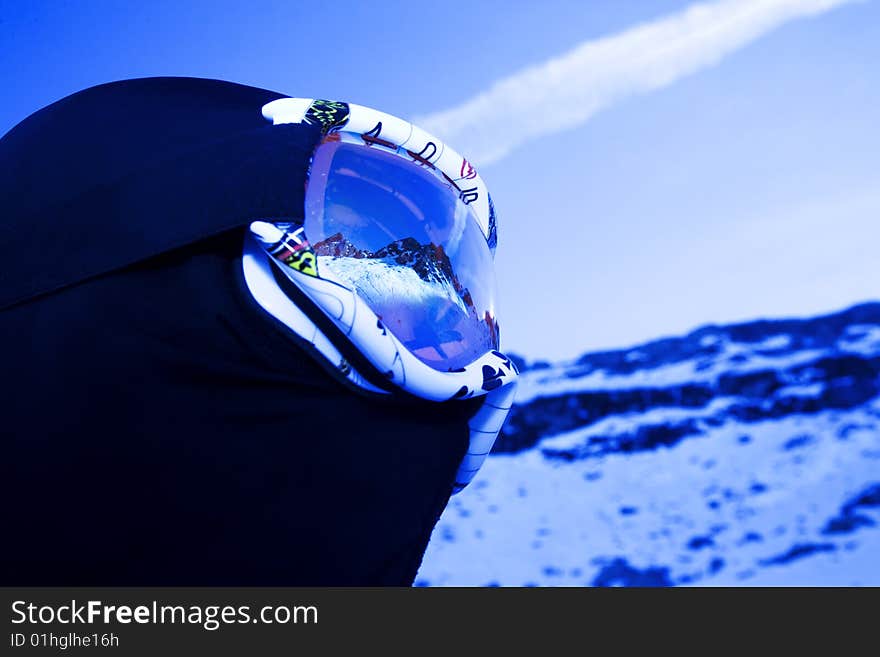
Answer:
(0, 78, 478, 585)
(0, 76, 322, 309)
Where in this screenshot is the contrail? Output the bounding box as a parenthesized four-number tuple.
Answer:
(416, 0, 859, 166)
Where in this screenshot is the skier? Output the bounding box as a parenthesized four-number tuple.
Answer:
(0, 78, 517, 585)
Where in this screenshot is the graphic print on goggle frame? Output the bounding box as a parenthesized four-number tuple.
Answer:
(244, 97, 518, 490)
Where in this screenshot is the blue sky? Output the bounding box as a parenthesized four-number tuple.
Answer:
(2, 0, 878, 360)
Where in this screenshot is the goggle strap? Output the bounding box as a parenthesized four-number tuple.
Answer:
(453, 380, 518, 492)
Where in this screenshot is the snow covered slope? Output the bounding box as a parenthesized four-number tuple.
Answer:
(419, 303, 880, 586)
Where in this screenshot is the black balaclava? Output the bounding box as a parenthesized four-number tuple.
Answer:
(0, 78, 482, 585)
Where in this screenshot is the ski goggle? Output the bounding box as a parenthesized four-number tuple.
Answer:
(247, 97, 519, 490)
(305, 136, 499, 373)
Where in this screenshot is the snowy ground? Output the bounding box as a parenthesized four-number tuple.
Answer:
(418, 306, 880, 586)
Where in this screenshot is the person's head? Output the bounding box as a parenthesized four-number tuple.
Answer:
(2, 77, 521, 583)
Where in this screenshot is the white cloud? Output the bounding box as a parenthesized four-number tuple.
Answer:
(416, 0, 859, 166)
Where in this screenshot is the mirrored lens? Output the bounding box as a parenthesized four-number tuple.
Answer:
(305, 139, 499, 372)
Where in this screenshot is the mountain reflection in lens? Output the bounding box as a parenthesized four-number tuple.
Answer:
(305, 139, 498, 371)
